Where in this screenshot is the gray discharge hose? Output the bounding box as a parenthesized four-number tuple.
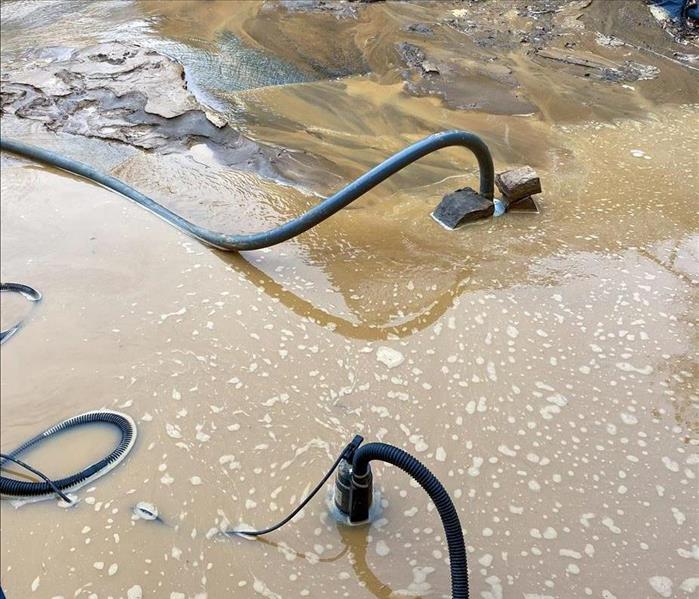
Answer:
(0, 131, 494, 251)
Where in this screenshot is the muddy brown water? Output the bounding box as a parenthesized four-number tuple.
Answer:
(1, 1, 698, 598)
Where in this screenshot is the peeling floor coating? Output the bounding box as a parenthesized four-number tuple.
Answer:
(1, 1, 699, 598)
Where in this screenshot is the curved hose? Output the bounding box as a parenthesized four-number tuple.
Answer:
(0, 410, 137, 499)
(0, 282, 42, 344)
(0, 131, 494, 251)
(352, 443, 468, 599)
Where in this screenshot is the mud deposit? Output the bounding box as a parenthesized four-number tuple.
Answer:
(1, 1, 698, 598)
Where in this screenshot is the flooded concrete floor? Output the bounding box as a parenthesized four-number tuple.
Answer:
(1, 1, 698, 598)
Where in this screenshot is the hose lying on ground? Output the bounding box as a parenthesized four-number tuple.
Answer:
(0, 410, 137, 501)
(0, 131, 494, 251)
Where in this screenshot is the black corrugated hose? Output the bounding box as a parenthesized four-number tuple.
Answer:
(0, 411, 136, 499)
(352, 443, 469, 599)
(231, 437, 469, 599)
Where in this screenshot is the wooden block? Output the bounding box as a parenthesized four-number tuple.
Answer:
(495, 166, 541, 202)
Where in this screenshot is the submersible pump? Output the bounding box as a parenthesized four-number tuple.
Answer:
(333, 435, 469, 599)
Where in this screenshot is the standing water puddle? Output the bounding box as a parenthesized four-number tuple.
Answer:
(1, 1, 698, 598)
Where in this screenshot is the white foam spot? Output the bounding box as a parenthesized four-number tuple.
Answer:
(376, 346, 405, 369)
(479, 554, 493, 567)
(671, 507, 685, 525)
(648, 576, 673, 597)
(166, 423, 182, 439)
(681, 578, 699, 593)
(662, 456, 679, 472)
(127, 586, 143, 599)
(602, 517, 621, 534)
(376, 540, 390, 556)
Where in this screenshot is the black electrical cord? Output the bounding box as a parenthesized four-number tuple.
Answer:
(0, 454, 72, 503)
(226, 436, 363, 537)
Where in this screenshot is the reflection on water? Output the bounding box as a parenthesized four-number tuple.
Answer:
(0, 0, 336, 114)
(141, 31, 323, 113)
(1, 1, 698, 598)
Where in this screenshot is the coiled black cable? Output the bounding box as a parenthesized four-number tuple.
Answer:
(0, 410, 136, 499)
(352, 443, 469, 599)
